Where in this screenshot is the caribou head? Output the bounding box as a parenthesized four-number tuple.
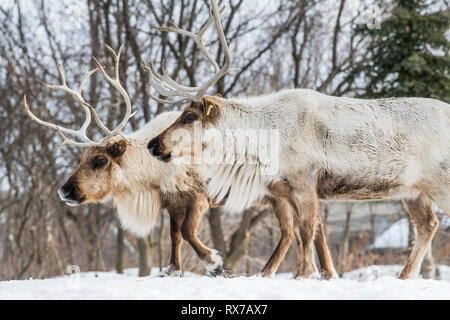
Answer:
(145, 0, 234, 163)
(24, 45, 136, 207)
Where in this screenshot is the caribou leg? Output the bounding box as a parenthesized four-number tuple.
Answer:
(260, 197, 295, 277)
(399, 193, 439, 279)
(314, 215, 338, 279)
(162, 211, 185, 277)
(291, 189, 320, 279)
(180, 193, 223, 276)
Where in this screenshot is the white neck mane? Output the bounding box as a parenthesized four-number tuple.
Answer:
(207, 163, 269, 214)
(114, 187, 161, 237)
(111, 111, 184, 237)
(205, 100, 280, 213)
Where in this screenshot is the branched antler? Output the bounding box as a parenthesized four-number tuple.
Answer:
(143, 0, 236, 104)
(24, 44, 136, 147)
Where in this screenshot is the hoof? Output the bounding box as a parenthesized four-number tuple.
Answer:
(321, 269, 339, 280)
(293, 268, 320, 280)
(160, 264, 182, 277)
(203, 249, 223, 277)
(258, 271, 275, 278)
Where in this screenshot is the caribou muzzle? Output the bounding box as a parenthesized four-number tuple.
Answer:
(147, 138, 172, 162)
(58, 179, 84, 207)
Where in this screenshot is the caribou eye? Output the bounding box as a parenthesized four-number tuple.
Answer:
(182, 113, 197, 125)
(93, 157, 108, 170)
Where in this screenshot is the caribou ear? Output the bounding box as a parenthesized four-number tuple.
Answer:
(200, 96, 220, 119)
(107, 140, 127, 158)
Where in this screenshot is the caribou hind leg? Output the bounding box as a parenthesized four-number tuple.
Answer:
(417, 183, 450, 279)
(425, 184, 450, 217)
(314, 215, 338, 279)
(291, 190, 320, 279)
(260, 196, 336, 280)
(294, 229, 304, 277)
(399, 193, 439, 279)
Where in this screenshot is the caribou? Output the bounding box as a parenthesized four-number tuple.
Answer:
(147, 0, 449, 279)
(23, 45, 336, 279)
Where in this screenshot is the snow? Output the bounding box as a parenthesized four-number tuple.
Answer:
(343, 264, 450, 282)
(1, 266, 450, 300)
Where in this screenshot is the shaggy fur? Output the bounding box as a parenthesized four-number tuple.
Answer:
(60, 110, 336, 278)
(112, 111, 203, 235)
(150, 88, 449, 279)
(208, 164, 270, 214)
(114, 188, 161, 237)
(206, 90, 449, 209)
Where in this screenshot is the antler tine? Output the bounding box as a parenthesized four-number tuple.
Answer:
(146, 61, 201, 96)
(23, 95, 95, 148)
(144, 82, 185, 105)
(146, 0, 234, 104)
(141, 60, 185, 105)
(43, 64, 108, 139)
(56, 64, 67, 87)
(25, 43, 135, 148)
(196, 0, 232, 98)
(154, 15, 219, 72)
(143, 60, 202, 103)
(92, 44, 136, 138)
(39, 63, 102, 145)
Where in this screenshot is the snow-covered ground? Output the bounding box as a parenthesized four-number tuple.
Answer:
(1, 265, 450, 300)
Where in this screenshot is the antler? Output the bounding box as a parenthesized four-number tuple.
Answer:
(92, 44, 137, 137)
(143, 0, 235, 104)
(24, 44, 136, 147)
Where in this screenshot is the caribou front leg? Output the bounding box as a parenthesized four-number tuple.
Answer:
(181, 194, 223, 276)
(161, 211, 184, 277)
(260, 197, 295, 277)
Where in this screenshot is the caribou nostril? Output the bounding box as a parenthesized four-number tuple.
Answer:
(147, 139, 155, 151)
(152, 149, 162, 157)
(62, 183, 74, 195)
(59, 182, 78, 201)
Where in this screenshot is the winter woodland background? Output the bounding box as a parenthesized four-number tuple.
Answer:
(0, 0, 449, 281)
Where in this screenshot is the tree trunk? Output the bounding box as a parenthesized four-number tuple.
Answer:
(408, 219, 415, 249)
(207, 208, 227, 257)
(323, 203, 329, 238)
(223, 209, 256, 272)
(209, 207, 270, 273)
(116, 225, 124, 274)
(157, 213, 165, 270)
(339, 203, 353, 274)
(369, 203, 376, 243)
(137, 238, 150, 277)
